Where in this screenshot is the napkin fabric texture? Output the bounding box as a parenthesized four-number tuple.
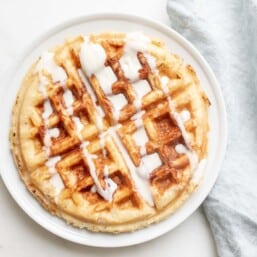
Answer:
(167, 0, 257, 256)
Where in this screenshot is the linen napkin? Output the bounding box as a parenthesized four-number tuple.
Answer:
(167, 0, 257, 256)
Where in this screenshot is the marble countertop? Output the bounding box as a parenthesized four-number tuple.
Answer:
(0, 0, 217, 256)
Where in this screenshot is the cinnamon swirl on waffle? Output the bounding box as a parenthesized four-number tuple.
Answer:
(10, 32, 210, 232)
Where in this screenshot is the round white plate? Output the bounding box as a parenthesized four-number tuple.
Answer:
(0, 13, 227, 247)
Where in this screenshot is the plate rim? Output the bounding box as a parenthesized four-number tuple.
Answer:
(0, 12, 227, 247)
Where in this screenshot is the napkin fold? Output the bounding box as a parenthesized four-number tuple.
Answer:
(167, 0, 257, 256)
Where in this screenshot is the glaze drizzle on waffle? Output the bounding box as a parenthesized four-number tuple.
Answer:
(10, 32, 210, 232)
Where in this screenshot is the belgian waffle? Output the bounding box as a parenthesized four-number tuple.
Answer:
(10, 32, 210, 233)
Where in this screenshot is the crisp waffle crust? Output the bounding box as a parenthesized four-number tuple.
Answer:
(10, 32, 210, 233)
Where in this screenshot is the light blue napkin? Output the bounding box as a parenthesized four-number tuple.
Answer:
(167, 0, 257, 256)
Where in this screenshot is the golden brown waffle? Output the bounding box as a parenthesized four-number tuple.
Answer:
(10, 32, 210, 233)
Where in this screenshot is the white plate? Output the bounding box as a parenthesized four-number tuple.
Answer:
(0, 13, 227, 247)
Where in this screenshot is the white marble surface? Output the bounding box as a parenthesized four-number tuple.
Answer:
(0, 0, 217, 256)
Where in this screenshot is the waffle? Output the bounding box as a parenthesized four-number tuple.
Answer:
(10, 32, 210, 233)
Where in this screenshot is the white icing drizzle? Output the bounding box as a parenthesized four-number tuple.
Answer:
(48, 128, 60, 138)
(50, 173, 65, 195)
(78, 69, 104, 131)
(131, 110, 145, 128)
(36, 52, 66, 196)
(133, 127, 148, 156)
(72, 109, 115, 199)
(46, 156, 61, 174)
(119, 32, 151, 82)
(133, 98, 141, 112)
(131, 111, 148, 155)
(180, 110, 191, 122)
(125, 32, 150, 52)
(175, 144, 198, 169)
(105, 125, 154, 206)
(160, 76, 198, 170)
(131, 81, 162, 185)
(83, 35, 89, 42)
(97, 105, 105, 118)
(95, 66, 117, 95)
(42, 100, 53, 120)
(160, 76, 170, 95)
(145, 53, 156, 71)
(63, 89, 74, 115)
(133, 80, 151, 99)
(140, 147, 146, 156)
(73, 112, 117, 200)
(95, 110, 105, 132)
(119, 53, 142, 82)
(79, 40, 106, 77)
(132, 80, 151, 110)
(99, 134, 107, 157)
(134, 118, 144, 128)
(90, 185, 97, 193)
(107, 93, 128, 122)
(43, 128, 60, 156)
(72, 116, 83, 140)
(160, 76, 190, 145)
(36, 33, 203, 206)
(137, 153, 162, 179)
(81, 142, 117, 201)
(104, 178, 118, 197)
(79, 35, 153, 122)
(78, 39, 112, 135)
(167, 97, 191, 148)
(78, 34, 156, 205)
(81, 142, 97, 171)
(78, 68, 118, 200)
(35, 52, 67, 83)
(124, 32, 156, 73)
(103, 165, 109, 177)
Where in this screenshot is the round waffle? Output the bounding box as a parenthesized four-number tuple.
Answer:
(10, 32, 210, 233)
